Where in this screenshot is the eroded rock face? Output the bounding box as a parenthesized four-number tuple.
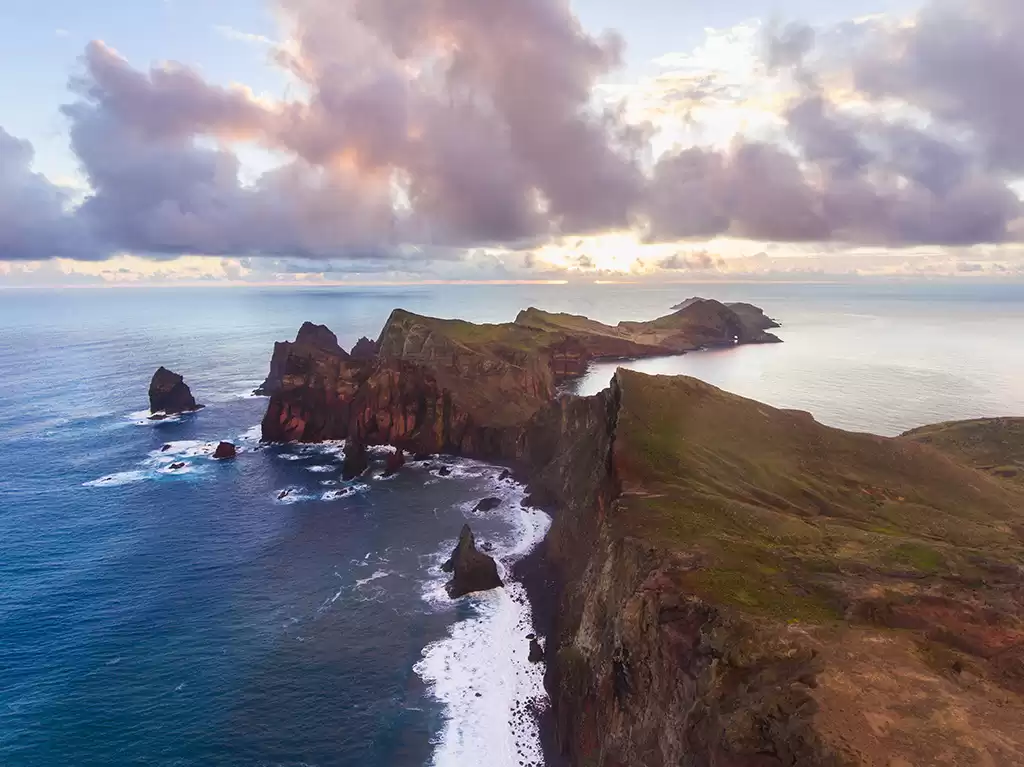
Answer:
(442, 524, 503, 598)
(255, 322, 349, 397)
(149, 367, 202, 415)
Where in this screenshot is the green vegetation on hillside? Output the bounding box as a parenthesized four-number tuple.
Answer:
(610, 370, 1024, 623)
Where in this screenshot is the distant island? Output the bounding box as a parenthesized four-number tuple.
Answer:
(252, 298, 1024, 766)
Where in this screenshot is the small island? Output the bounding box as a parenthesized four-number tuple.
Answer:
(253, 299, 1024, 767)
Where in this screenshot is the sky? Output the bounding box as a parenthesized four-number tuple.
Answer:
(2, 0, 1023, 287)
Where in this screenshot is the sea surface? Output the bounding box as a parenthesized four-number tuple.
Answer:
(1, 281, 1022, 767)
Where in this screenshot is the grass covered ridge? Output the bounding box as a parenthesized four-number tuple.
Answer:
(610, 369, 1024, 623)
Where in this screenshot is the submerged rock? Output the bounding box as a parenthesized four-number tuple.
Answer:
(473, 497, 502, 513)
(442, 525, 503, 599)
(168, 462, 186, 471)
(148, 367, 202, 415)
(212, 442, 237, 460)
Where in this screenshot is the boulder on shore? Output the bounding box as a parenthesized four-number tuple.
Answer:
(213, 442, 237, 460)
(342, 440, 369, 480)
(442, 525, 503, 598)
(149, 367, 202, 415)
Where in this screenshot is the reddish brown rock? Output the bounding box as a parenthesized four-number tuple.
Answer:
(212, 441, 236, 460)
(149, 367, 202, 415)
(350, 336, 380, 360)
(255, 322, 349, 397)
(383, 448, 405, 476)
(342, 440, 368, 480)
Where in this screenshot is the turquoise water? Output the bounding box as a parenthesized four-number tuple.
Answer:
(1, 282, 1022, 766)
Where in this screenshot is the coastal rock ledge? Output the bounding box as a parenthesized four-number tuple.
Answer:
(257, 302, 1024, 766)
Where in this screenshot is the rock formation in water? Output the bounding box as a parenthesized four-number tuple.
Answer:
(383, 448, 405, 476)
(256, 300, 1024, 764)
(342, 439, 368, 480)
(441, 524, 503, 598)
(212, 441, 236, 460)
(255, 322, 349, 397)
(148, 367, 202, 415)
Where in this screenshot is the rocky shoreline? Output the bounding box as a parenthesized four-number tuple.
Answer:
(251, 300, 1024, 766)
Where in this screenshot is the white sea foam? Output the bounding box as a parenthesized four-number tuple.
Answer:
(415, 461, 551, 767)
(273, 487, 318, 504)
(237, 424, 262, 444)
(355, 569, 392, 588)
(84, 470, 150, 488)
(306, 464, 336, 473)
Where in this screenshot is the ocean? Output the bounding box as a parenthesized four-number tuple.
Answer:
(1, 281, 1022, 767)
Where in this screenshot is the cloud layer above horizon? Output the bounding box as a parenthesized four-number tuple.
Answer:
(4, 0, 1024, 279)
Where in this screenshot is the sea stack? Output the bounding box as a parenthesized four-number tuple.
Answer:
(441, 525, 503, 599)
(342, 439, 369, 480)
(212, 442, 237, 460)
(148, 367, 202, 416)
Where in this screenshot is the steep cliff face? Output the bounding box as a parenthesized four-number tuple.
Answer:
(255, 321, 350, 397)
(541, 371, 1024, 767)
(260, 302, 781, 447)
(256, 305, 1024, 765)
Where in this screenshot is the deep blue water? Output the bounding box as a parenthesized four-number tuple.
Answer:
(1, 282, 1022, 766)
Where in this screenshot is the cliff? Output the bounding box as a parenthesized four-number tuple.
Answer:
(257, 304, 1024, 765)
(260, 300, 779, 448)
(255, 321, 349, 397)
(535, 371, 1024, 766)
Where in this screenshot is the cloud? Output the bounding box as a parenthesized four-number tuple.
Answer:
(855, 0, 1024, 173)
(213, 25, 277, 45)
(7, 0, 1024, 272)
(0, 128, 97, 260)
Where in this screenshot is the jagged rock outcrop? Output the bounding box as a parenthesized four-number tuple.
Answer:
(212, 441, 236, 459)
(148, 367, 202, 415)
(350, 336, 380, 360)
(255, 322, 349, 397)
(441, 524, 503, 598)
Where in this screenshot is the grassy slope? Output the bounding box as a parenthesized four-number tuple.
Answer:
(610, 370, 1024, 622)
(902, 418, 1024, 485)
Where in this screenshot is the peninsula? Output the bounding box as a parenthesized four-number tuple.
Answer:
(257, 300, 1024, 766)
